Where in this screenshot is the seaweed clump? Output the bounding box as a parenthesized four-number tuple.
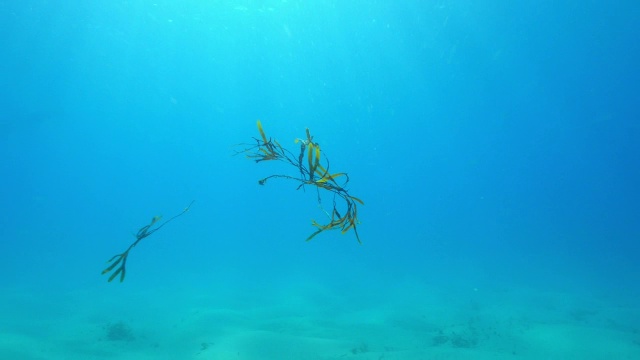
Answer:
(236, 120, 364, 243)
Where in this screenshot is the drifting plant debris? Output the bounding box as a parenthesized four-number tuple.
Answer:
(101, 201, 194, 282)
(236, 120, 364, 243)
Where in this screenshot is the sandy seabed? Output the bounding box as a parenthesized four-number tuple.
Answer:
(1, 281, 638, 360)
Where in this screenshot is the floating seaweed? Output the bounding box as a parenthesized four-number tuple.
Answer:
(101, 201, 194, 282)
(237, 120, 364, 243)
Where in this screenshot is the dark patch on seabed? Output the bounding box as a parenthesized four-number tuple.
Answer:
(103, 321, 135, 342)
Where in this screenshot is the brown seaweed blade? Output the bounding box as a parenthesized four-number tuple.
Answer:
(257, 120, 269, 145)
(350, 196, 365, 205)
(101, 254, 123, 274)
(108, 258, 126, 282)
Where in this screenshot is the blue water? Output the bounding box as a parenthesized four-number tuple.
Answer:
(1, 1, 639, 359)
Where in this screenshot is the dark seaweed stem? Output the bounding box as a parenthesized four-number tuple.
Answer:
(101, 201, 194, 282)
(236, 120, 364, 243)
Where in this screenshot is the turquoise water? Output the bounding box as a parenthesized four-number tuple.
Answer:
(1, 1, 639, 359)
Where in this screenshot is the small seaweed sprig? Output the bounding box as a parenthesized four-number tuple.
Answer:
(102, 201, 194, 282)
(236, 121, 364, 243)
